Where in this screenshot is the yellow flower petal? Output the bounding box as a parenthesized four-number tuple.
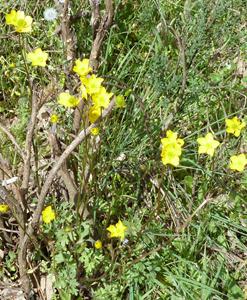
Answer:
(0, 204, 9, 213)
(27, 48, 48, 67)
(81, 75, 104, 95)
(15, 15, 32, 33)
(73, 59, 92, 77)
(107, 224, 118, 238)
(6, 10, 33, 33)
(226, 117, 245, 137)
(115, 220, 127, 241)
(5, 10, 18, 26)
(161, 148, 180, 167)
(161, 130, 184, 167)
(91, 127, 99, 136)
(92, 86, 113, 108)
(58, 92, 80, 108)
(42, 205, 55, 224)
(80, 84, 88, 100)
(107, 220, 127, 241)
(50, 114, 59, 124)
(197, 133, 220, 157)
(229, 154, 247, 172)
(94, 240, 102, 249)
(89, 105, 101, 123)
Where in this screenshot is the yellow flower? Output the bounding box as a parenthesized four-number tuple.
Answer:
(161, 148, 181, 167)
(107, 220, 127, 241)
(27, 48, 48, 67)
(50, 114, 59, 124)
(92, 86, 113, 108)
(229, 154, 247, 172)
(161, 130, 184, 156)
(197, 133, 220, 157)
(6, 10, 32, 33)
(42, 205, 55, 224)
(225, 116, 246, 137)
(161, 130, 184, 167)
(161, 130, 184, 146)
(58, 92, 80, 108)
(81, 74, 104, 95)
(5, 10, 18, 25)
(80, 84, 88, 100)
(73, 59, 92, 77)
(115, 95, 126, 108)
(91, 127, 99, 136)
(94, 240, 102, 249)
(89, 105, 101, 123)
(0, 204, 9, 213)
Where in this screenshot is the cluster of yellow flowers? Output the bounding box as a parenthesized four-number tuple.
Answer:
(55, 59, 110, 134)
(77, 60, 113, 118)
(5, 10, 126, 136)
(161, 116, 247, 172)
(161, 130, 184, 167)
(57, 57, 118, 135)
(6, 10, 49, 67)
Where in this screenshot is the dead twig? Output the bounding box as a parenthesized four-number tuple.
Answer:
(176, 194, 213, 233)
(90, 0, 114, 70)
(58, 0, 76, 69)
(169, 26, 187, 95)
(0, 123, 25, 160)
(48, 129, 78, 203)
(19, 84, 39, 296)
(0, 227, 19, 234)
(21, 86, 39, 196)
(90, 0, 101, 38)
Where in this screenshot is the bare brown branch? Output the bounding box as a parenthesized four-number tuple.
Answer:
(90, 0, 101, 37)
(90, 0, 114, 70)
(48, 129, 78, 203)
(0, 123, 25, 160)
(21, 87, 39, 194)
(60, 0, 76, 68)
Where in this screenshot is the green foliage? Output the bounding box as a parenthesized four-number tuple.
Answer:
(1, 0, 247, 299)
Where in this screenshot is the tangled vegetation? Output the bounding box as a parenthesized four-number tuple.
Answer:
(0, 0, 246, 299)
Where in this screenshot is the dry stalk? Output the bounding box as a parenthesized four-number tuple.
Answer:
(90, 0, 101, 37)
(48, 130, 78, 202)
(16, 83, 56, 296)
(0, 123, 25, 160)
(55, 0, 76, 73)
(90, 0, 114, 69)
(176, 194, 213, 233)
(21, 85, 39, 197)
